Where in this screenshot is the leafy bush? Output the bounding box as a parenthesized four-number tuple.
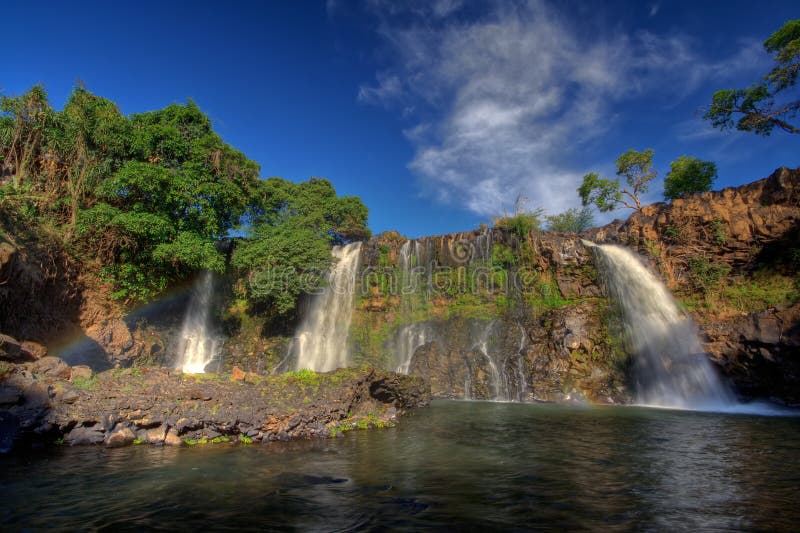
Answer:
(688, 256, 731, 293)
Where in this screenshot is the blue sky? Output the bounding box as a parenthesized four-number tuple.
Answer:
(2, 0, 798, 237)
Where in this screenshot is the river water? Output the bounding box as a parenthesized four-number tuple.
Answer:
(2, 401, 799, 531)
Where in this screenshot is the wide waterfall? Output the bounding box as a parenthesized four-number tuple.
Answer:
(585, 242, 735, 409)
(176, 271, 221, 373)
(294, 242, 362, 372)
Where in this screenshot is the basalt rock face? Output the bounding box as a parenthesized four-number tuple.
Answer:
(0, 359, 429, 452)
(704, 304, 800, 403)
(585, 166, 800, 271)
(350, 228, 627, 403)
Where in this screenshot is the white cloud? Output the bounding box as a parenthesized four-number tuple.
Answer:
(358, 0, 770, 218)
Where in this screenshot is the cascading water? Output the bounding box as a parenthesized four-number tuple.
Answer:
(394, 323, 433, 374)
(176, 271, 221, 374)
(585, 241, 735, 409)
(294, 242, 362, 372)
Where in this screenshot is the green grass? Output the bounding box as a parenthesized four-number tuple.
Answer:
(71, 375, 99, 390)
(721, 273, 799, 313)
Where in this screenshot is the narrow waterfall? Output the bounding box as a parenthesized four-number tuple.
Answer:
(585, 242, 735, 409)
(394, 323, 433, 374)
(471, 320, 526, 402)
(176, 271, 221, 373)
(294, 242, 362, 372)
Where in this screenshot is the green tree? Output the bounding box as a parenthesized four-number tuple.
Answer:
(77, 101, 260, 301)
(663, 156, 717, 200)
(0, 85, 55, 188)
(232, 177, 369, 318)
(578, 148, 656, 212)
(545, 206, 594, 233)
(704, 19, 800, 136)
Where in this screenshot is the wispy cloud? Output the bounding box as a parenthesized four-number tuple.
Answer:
(357, 0, 770, 218)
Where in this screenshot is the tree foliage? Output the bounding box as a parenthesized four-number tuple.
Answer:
(663, 156, 717, 200)
(578, 148, 656, 212)
(232, 177, 369, 317)
(545, 206, 594, 233)
(0, 85, 370, 309)
(704, 19, 800, 136)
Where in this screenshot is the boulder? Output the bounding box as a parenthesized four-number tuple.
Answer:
(0, 333, 23, 361)
(20, 341, 47, 360)
(105, 426, 135, 448)
(70, 365, 93, 381)
(31, 356, 72, 379)
(65, 424, 105, 445)
(164, 428, 183, 446)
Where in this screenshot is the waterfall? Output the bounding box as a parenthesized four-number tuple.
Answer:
(471, 320, 526, 402)
(394, 323, 433, 374)
(294, 242, 362, 372)
(585, 242, 735, 409)
(176, 271, 221, 374)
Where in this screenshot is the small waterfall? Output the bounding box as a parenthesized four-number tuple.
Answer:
(294, 242, 362, 372)
(394, 323, 433, 374)
(472, 320, 525, 402)
(176, 271, 221, 374)
(585, 242, 735, 409)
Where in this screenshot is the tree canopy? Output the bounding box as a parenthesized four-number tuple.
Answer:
(0, 85, 370, 309)
(663, 156, 717, 200)
(578, 148, 656, 212)
(704, 19, 800, 136)
(232, 178, 369, 317)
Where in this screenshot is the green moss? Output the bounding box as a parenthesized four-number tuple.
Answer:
(132, 438, 145, 445)
(240, 434, 253, 444)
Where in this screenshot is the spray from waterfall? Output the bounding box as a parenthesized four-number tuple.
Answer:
(176, 271, 221, 373)
(584, 241, 735, 410)
(294, 242, 362, 372)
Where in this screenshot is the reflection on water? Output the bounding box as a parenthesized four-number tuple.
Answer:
(2, 401, 799, 530)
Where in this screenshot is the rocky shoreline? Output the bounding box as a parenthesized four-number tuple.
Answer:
(0, 358, 430, 453)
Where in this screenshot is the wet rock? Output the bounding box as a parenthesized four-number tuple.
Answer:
(164, 428, 183, 446)
(145, 426, 166, 445)
(65, 424, 105, 445)
(105, 426, 135, 448)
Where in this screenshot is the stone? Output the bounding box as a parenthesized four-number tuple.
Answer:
(31, 357, 72, 379)
(20, 341, 47, 360)
(70, 365, 93, 381)
(231, 366, 246, 381)
(188, 388, 212, 401)
(0, 333, 23, 360)
(105, 426, 135, 448)
(145, 426, 166, 445)
(59, 389, 80, 404)
(164, 428, 183, 446)
(65, 424, 105, 445)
